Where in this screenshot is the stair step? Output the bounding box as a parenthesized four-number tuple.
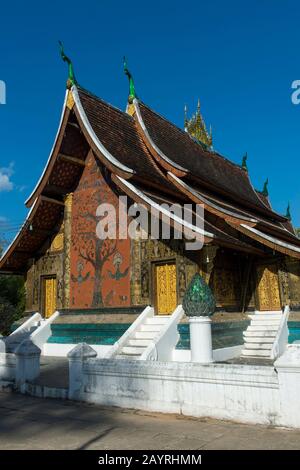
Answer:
(243, 330, 277, 338)
(244, 343, 272, 350)
(247, 325, 278, 332)
(248, 320, 281, 326)
(121, 346, 147, 355)
(146, 316, 169, 325)
(254, 310, 282, 315)
(243, 335, 275, 343)
(248, 314, 282, 321)
(140, 324, 161, 332)
(128, 339, 152, 347)
(241, 349, 271, 357)
(134, 331, 157, 340)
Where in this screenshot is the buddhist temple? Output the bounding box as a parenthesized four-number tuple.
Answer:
(1, 47, 300, 336)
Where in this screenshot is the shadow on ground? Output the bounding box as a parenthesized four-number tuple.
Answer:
(0, 391, 300, 450)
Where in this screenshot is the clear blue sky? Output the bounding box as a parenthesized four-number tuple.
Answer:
(1, 0, 300, 241)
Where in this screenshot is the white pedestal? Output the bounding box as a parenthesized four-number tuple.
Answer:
(189, 316, 213, 363)
(68, 343, 97, 400)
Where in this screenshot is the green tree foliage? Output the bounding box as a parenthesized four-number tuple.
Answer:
(0, 240, 25, 335)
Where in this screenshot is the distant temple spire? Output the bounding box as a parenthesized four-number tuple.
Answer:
(184, 104, 188, 128)
(123, 56, 137, 103)
(262, 178, 269, 197)
(241, 152, 248, 171)
(59, 41, 77, 89)
(184, 99, 212, 149)
(286, 202, 292, 221)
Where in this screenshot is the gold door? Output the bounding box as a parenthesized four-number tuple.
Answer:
(44, 277, 57, 319)
(256, 264, 281, 311)
(155, 263, 177, 315)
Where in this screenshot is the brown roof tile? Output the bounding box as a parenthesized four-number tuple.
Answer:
(78, 88, 173, 191)
(138, 101, 284, 219)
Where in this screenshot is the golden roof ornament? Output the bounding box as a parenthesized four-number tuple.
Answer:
(184, 99, 213, 149)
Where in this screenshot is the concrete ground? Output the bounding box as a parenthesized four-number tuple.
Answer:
(0, 392, 300, 450)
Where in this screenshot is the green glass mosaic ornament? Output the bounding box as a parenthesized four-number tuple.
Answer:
(183, 273, 215, 317)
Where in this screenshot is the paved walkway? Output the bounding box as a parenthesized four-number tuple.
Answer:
(33, 356, 69, 389)
(0, 391, 300, 450)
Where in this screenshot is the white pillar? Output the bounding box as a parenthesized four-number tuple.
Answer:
(15, 340, 41, 392)
(189, 316, 213, 363)
(68, 343, 97, 400)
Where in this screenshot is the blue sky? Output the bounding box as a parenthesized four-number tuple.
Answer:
(0, 0, 300, 241)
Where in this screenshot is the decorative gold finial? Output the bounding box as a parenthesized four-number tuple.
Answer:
(185, 99, 212, 148)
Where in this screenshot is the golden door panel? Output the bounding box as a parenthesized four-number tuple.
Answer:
(256, 264, 281, 311)
(44, 277, 57, 319)
(211, 268, 238, 306)
(155, 263, 177, 315)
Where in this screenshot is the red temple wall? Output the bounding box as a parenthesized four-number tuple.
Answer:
(69, 152, 131, 309)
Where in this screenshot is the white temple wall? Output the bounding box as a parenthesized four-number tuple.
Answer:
(71, 357, 281, 426)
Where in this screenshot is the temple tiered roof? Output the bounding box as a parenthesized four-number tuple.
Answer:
(1, 73, 300, 273)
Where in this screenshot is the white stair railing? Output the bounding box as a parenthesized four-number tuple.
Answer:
(3, 312, 42, 352)
(30, 311, 60, 350)
(104, 306, 154, 359)
(141, 305, 184, 361)
(271, 305, 290, 360)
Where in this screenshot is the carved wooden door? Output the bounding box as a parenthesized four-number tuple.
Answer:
(256, 264, 281, 311)
(155, 263, 177, 315)
(43, 277, 57, 319)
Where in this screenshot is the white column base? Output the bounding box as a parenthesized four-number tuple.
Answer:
(189, 316, 213, 363)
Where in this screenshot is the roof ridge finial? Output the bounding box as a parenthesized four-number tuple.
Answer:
(59, 41, 77, 89)
(262, 178, 269, 197)
(123, 56, 136, 103)
(286, 202, 292, 221)
(241, 152, 248, 171)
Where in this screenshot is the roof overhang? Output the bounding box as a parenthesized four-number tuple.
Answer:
(133, 99, 189, 177)
(0, 196, 64, 272)
(228, 223, 300, 259)
(72, 86, 135, 179)
(112, 174, 212, 245)
(25, 90, 70, 207)
(167, 172, 258, 226)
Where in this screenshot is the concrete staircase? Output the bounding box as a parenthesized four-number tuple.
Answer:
(241, 311, 283, 358)
(2, 311, 60, 354)
(5, 323, 42, 353)
(4, 314, 44, 353)
(115, 316, 170, 359)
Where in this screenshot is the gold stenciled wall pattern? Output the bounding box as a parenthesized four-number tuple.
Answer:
(130, 238, 198, 306)
(25, 219, 65, 313)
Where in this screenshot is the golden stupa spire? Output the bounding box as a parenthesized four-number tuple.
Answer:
(184, 99, 212, 148)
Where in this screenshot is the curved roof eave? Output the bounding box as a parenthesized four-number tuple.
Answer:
(232, 223, 300, 259)
(112, 174, 214, 242)
(167, 172, 258, 225)
(133, 99, 189, 177)
(0, 197, 40, 269)
(25, 86, 136, 209)
(72, 86, 135, 178)
(25, 90, 70, 208)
